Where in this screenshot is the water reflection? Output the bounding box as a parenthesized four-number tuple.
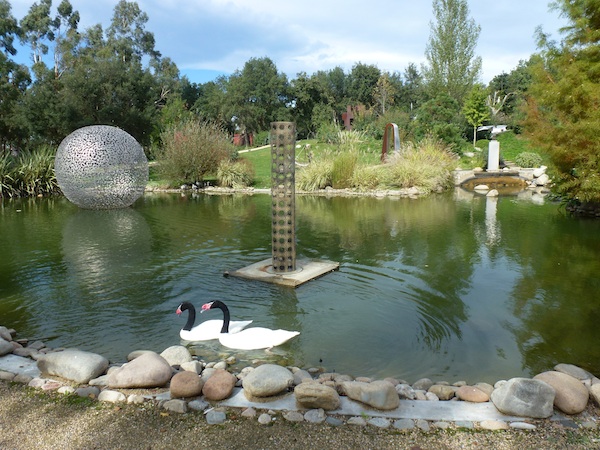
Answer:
(62, 208, 151, 292)
(2, 192, 600, 382)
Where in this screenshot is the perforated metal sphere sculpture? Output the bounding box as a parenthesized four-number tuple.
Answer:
(55, 125, 148, 209)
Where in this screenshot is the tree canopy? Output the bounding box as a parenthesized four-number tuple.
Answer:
(525, 0, 600, 202)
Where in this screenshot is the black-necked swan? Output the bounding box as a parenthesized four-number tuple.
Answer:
(202, 300, 300, 350)
(176, 301, 252, 341)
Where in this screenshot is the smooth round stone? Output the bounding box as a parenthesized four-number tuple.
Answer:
(206, 410, 227, 424)
(304, 408, 326, 423)
(241, 407, 256, 418)
(58, 386, 75, 395)
(456, 385, 490, 402)
(170, 371, 204, 398)
(326, 416, 344, 426)
(98, 390, 126, 403)
(480, 420, 509, 430)
(510, 422, 537, 430)
(257, 413, 272, 425)
(283, 411, 304, 422)
(188, 399, 209, 412)
(347, 417, 367, 426)
(163, 399, 187, 414)
(368, 417, 390, 428)
(393, 419, 414, 431)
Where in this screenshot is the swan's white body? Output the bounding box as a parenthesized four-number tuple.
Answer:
(217, 327, 300, 350)
(201, 300, 300, 350)
(176, 301, 252, 341)
(180, 319, 253, 341)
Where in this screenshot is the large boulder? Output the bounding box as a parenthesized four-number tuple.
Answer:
(108, 351, 172, 388)
(160, 346, 192, 366)
(294, 382, 340, 410)
(490, 378, 555, 418)
(0, 338, 13, 356)
(341, 380, 399, 410)
(242, 364, 294, 398)
(37, 349, 108, 384)
(534, 371, 589, 414)
(202, 369, 236, 401)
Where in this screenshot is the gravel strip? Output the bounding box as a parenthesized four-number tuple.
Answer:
(1, 383, 600, 450)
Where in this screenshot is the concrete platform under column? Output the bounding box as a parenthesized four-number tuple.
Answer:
(227, 258, 339, 287)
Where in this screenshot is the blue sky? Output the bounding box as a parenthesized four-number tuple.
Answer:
(9, 0, 568, 84)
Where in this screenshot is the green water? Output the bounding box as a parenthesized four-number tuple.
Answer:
(1, 190, 599, 384)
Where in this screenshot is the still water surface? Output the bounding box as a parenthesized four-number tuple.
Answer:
(1, 190, 599, 383)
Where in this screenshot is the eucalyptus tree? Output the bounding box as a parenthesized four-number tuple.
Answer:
(19, 0, 54, 65)
(422, 0, 482, 105)
(52, 0, 80, 78)
(0, 0, 31, 150)
(106, 0, 160, 63)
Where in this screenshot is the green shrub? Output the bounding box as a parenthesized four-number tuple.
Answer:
(351, 165, 384, 190)
(382, 136, 457, 193)
(331, 150, 358, 188)
(217, 159, 255, 188)
(157, 120, 233, 186)
(0, 153, 16, 198)
(316, 122, 342, 144)
(0, 147, 59, 197)
(514, 151, 543, 168)
(296, 159, 333, 191)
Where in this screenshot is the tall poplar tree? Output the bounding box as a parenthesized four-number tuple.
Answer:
(422, 0, 482, 105)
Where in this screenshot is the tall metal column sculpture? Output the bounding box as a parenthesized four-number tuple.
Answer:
(270, 121, 296, 273)
(228, 121, 338, 287)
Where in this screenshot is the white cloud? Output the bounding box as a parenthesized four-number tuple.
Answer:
(10, 0, 567, 84)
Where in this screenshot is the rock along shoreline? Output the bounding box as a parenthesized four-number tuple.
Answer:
(1, 325, 600, 434)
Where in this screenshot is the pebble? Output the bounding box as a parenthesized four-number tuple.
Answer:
(240, 407, 256, 418)
(415, 419, 430, 431)
(98, 390, 126, 403)
(127, 395, 146, 405)
(163, 399, 187, 413)
(325, 416, 344, 426)
(510, 422, 537, 430)
(257, 413, 272, 425)
(58, 386, 75, 395)
(480, 420, 509, 430)
(393, 419, 414, 431)
(368, 417, 390, 428)
(188, 399, 209, 412)
(347, 416, 367, 426)
(283, 411, 304, 422)
(304, 408, 326, 423)
(206, 409, 227, 424)
(75, 387, 100, 398)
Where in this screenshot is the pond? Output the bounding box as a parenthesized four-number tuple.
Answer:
(1, 189, 600, 384)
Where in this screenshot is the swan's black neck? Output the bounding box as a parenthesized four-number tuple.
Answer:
(180, 302, 195, 331)
(210, 301, 231, 333)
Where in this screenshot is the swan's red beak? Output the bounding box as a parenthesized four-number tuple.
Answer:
(200, 302, 213, 313)
(176, 306, 182, 315)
